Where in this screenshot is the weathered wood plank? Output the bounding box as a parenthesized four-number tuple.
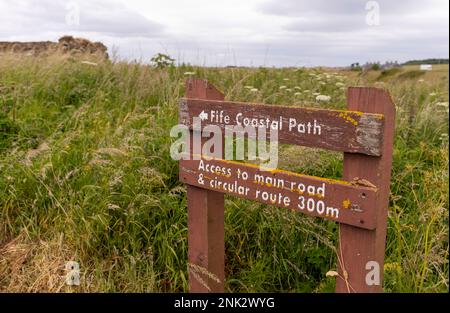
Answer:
(179, 98, 385, 156)
(186, 78, 225, 293)
(180, 157, 378, 230)
(336, 87, 396, 293)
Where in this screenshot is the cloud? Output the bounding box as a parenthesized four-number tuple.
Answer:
(284, 15, 364, 33)
(258, 0, 427, 17)
(258, 0, 448, 36)
(0, 0, 164, 39)
(0, 0, 448, 67)
(250, 0, 449, 66)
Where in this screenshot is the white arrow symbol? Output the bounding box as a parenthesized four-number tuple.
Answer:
(198, 110, 208, 121)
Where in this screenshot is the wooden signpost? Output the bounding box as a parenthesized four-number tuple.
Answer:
(179, 78, 395, 293)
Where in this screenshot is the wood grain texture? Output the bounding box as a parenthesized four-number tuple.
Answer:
(186, 78, 225, 293)
(181, 79, 395, 294)
(180, 157, 378, 229)
(335, 87, 396, 293)
(179, 98, 385, 156)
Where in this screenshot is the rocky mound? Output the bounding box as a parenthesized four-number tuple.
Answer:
(0, 36, 108, 59)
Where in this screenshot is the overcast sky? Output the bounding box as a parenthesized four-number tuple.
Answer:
(0, 0, 448, 67)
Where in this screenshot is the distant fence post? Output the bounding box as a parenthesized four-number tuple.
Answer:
(180, 79, 395, 293)
(185, 78, 225, 292)
(336, 87, 395, 292)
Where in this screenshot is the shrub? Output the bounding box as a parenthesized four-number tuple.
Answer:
(377, 67, 402, 80)
(371, 63, 381, 71)
(151, 53, 175, 69)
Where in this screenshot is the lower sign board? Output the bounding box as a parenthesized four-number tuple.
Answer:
(180, 156, 378, 229)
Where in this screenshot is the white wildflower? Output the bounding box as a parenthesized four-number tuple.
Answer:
(436, 101, 449, 107)
(436, 102, 449, 112)
(316, 95, 331, 102)
(294, 92, 302, 96)
(326, 270, 339, 277)
(279, 86, 287, 90)
(250, 88, 258, 92)
(184, 71, 196, 76)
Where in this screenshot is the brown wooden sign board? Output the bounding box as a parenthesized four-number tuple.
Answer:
(180, 98, 385, 156)
(180, 157, 377, 229)
(180, 78, 395, 293)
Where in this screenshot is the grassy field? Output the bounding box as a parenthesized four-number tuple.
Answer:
(0, 55, 448, 292)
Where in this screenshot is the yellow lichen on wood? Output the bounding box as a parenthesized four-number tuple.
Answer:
(342, 199, 351, 209)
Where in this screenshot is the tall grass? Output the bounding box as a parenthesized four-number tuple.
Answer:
(0, 55, 448, 292)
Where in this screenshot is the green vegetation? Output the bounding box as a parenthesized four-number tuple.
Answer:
(0, 55, 448, 292)
(377, 68, 402, 80)
(371, 63, 381, 71)
(151, 53, 176, 69)
(0, 113, 20, 152)
(403, 59, 449, 65)
(398, 70, 426, 80)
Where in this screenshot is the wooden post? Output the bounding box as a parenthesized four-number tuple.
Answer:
(185, 78, 225, 292)
(336, 87, 396, 292)
(180, 80, 395, 293)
